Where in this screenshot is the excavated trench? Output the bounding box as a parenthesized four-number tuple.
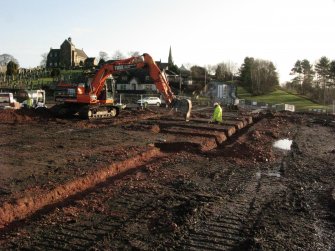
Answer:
(151, 113, 256, 153)
(2, 111, 335, 250)
(0, 148, 163, 229)
(0, 109, 259, 233)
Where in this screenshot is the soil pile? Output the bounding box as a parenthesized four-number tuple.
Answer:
(221, 116, 295, 165)
(0, 109, 54, 123)
(0, 109, 32, 123)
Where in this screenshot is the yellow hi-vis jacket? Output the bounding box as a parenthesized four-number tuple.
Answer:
(212, 105, 222, 123)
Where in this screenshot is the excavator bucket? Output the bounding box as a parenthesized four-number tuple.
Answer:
(172, 98, 192, 121)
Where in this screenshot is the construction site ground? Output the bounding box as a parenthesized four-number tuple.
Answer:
(0, 106, 334, 250)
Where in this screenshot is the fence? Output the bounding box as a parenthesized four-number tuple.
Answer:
(239, 99, 335, 114)
(239, 99, 296, 112)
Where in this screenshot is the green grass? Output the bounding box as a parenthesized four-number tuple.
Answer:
(237, 86, 331, 111)
(61, 69, 83, 74)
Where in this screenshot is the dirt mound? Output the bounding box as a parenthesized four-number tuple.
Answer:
(224, 134, 275, 164)
(150, 124, 160, 133)
(221, 116, 294, 165)
(0, 109, 33, 123)
(0, 108, 54, 124)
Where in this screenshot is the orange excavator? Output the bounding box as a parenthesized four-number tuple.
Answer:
(52, 53, 192, 120)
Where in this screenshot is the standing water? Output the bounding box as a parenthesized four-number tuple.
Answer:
(273, 139, 292, 150)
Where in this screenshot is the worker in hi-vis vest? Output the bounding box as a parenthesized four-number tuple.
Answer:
(210, 102, 222, 124)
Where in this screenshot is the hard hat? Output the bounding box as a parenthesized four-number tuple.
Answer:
(213, 102, 219, 106)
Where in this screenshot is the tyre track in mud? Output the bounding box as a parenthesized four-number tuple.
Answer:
(178, 167, 260, 251)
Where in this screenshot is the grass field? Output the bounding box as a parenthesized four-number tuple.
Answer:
(237, 86, 332, 111)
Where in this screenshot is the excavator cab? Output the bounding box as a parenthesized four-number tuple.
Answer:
(53, 75, 118, 118)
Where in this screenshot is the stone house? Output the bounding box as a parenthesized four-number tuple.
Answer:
(46, 37, 88, 69)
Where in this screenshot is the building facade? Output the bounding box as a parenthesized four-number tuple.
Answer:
(115, 61, 179, 94)
(46, 37, 88, 69)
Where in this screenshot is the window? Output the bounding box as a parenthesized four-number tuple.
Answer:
(145, 76, 150, 81)
(122, 76, 128, 81)
(119, 84, 126, 90)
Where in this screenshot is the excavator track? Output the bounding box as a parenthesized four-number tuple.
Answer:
(79, 105, 120, 120)
(51, 104, 120, 119)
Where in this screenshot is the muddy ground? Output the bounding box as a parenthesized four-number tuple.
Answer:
(0, 107, 334, 250)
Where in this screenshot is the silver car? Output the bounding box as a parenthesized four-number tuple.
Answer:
(137, 97, 161, 106)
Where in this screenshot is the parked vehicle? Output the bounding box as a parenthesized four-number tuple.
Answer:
(17, 89, 47, 109)
(0, 89, 46, 110)
(137, 97, 161, 106)
(0, 93, 20, 109)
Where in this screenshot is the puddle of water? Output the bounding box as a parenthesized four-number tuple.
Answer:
(56, 128, 75, 134)
(273, 139, 292, 150)
(256, 171, 281, 179)
(267, 172, 281, 178)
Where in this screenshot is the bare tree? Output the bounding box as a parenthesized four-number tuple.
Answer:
(111, 50, 125, 60)
(182, 63, 192, 70)
(250, 59, 278, 95)
(215, 61, 237, 81)
(128, 51, 141, 57)
(0, 53, 18, 66)
(204, 64, 217, 75)
(40, 53, 48, 67)
(99, 51, 109, 61)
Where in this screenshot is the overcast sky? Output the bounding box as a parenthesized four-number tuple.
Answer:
(1, 0, 334, 83)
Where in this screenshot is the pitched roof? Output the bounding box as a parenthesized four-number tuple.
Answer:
(85, 57, 97, 63)
(179, 64, 190, 72)
(75, 48, 88, 58)
(165, 69, 178, 76)
(156, 61, 169, 70)
(63, 37, 75, 46)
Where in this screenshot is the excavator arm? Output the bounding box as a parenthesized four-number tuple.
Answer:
(142, 53, 192, 120)
(142, 53, 175, 105)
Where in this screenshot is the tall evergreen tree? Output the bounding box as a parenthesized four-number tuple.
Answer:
(329, 60, 335, 85)
(6, 61, 19, 80)
(301, 59, 314, 95)
(239, 57, 254, 91)
(315, 56, 330, 104)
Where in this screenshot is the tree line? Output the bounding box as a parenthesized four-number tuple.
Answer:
(184, 57, 279, 96)
(286, 57, 335, 105)
(4, 50, 335, 105)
